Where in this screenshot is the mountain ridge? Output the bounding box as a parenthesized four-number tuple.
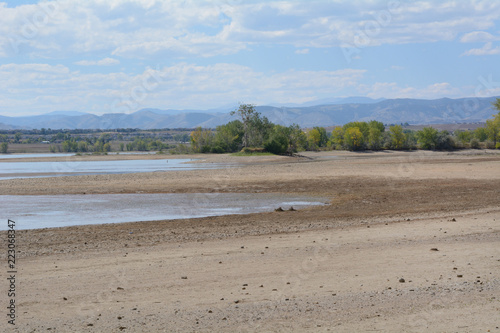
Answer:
(0, 96, 497, 130)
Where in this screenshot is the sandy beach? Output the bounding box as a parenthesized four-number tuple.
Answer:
(1, 150, 500, 332)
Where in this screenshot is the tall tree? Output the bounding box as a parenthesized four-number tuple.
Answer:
(230, 104, 257, 148)
(389, 125, 405, 150)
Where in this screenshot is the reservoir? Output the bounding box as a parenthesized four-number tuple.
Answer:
(0, 158, 221, 179)
(1, 193, 328, 230)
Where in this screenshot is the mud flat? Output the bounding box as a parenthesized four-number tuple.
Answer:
(1, 150, 500, 332)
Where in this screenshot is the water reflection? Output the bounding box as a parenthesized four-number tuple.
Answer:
(1, 193, 328, 230)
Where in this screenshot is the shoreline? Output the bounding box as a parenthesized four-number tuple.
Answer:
(1, 150, 499, 332)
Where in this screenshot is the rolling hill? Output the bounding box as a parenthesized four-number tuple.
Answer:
(0, 96, 497, 130)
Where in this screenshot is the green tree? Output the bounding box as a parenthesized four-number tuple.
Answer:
(330, 126, 344, 149)
(307, 128, 321, 150)
(213, 120, 244, 152)
(343, 127, 364, 151)
(265, 125, 289, 154)
(485, 114, 500, 145)
(417, 127, 439, 150)
(14, 132, 22, 143)
(367, 126, 383, 150)
(231, 104, 257, 148)
(389, 125, 405, 150)
(474, 127, 488, 142)
(1, 142, 8, 154)
(190, 127, 214, 153)
(455, 130, 472, 145)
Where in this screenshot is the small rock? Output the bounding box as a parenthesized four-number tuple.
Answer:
(63, 297, 68, 301)
(234, 300, 240, 304)
(288, 206, 296, 211)
(181, 276, 188, 279)
(430, 248, 439, 251)
(117, 287, 124, 290)
(399, 278, 405, 283)
(451, 218, 456, 222)
(275, 207, 284, 212)
(457, 274, 463, 278)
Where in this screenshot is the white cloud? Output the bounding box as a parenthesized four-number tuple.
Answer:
(0, 62, 367, 115)
(358, 82, 464, 100)
(75, 57, 120, 66)
(460, 31, 498, 43)
(1, 0, 500, 59)
(295, 48, 309, 54)
(462, 42, 500, 56)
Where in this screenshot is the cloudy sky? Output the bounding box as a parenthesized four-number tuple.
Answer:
(1, 0, 500, 116)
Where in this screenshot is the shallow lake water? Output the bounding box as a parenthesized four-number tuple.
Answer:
(1, 193, 328, 230)
(0, 153, 74, 159)
(0, 158, 221, 179)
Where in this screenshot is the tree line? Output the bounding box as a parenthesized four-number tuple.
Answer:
(190, 102, 500, 154)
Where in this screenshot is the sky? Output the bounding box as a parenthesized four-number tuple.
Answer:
(1, 0, 500, 117)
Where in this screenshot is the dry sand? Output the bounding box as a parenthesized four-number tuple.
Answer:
(1, 150, 500, 332)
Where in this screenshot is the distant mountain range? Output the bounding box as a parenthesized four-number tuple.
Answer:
(0, 96, 498, 130)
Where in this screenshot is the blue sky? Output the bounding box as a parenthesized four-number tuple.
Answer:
(1, 0, 500, 116)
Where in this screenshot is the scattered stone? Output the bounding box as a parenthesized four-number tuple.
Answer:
(117, 316, 122, 320)
(288, 206, 296, 211)
(117, 287, 124, 290)
(234, 300, 240, 304)
(181, 276, 188, 279)
(118, 327, 126, 331)
(399, 278, 405, 283)
(208, 310, 212, 313)
(275, 207, 284, 212)
(63, 297, 67, 301)
(87, 324, 93, 327)
(457, 274, 463, 278)
(451, 218, 456, 222)
(430, 248, 439, 251)
(243, 284, 248, 286)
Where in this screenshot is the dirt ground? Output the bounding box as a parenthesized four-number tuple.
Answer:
(1, 150, 500, 332)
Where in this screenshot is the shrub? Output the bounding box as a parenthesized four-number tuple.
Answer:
(470, 138, 480, 149)
(210, 146, 225, 154)
(485, 140, 495, 149)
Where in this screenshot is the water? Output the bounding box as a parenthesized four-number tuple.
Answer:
(1, 193, 328, 230)
(0, 158, 221, 179)
(0, 153, 74, 159)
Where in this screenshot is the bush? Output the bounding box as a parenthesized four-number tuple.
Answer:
(470, 138, 480, 149)
(264, 137, 288, 155)
(496, 142, 500, 149)
(210, 146, 225, 154)
(435, 132, 456, 150)
(485, 140, 495, 149)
